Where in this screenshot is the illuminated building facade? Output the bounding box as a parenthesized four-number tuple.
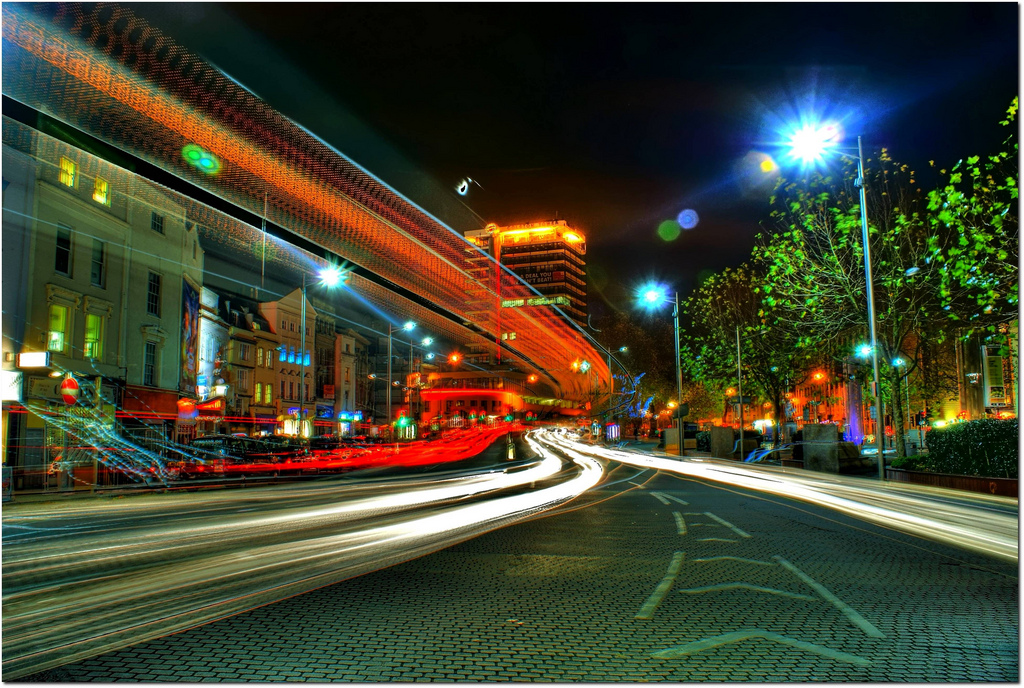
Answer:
(1, 120, 204, 486)
(465, 221, 588, 329)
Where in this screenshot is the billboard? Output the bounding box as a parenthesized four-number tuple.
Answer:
(180, 278, 200, 393)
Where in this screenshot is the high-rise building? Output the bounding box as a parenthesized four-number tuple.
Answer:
(465, 220, 587, 329)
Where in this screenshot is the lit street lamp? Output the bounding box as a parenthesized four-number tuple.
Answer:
(784, 123, 885, 478)
(387, 320, 416, 428)
(299, 266, 347, 437)
(638, 284, 684, 457)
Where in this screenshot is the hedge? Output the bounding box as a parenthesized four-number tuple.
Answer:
(923, 419, 1018, 479)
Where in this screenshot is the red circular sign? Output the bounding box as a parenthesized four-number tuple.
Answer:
(59, 376, 80, 405)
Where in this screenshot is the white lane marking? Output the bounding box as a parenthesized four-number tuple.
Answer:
(676, 583, 817, 601)
(635, 551, 685, 620)
(691, 556, 774, 566)
(656, 492, 690, 506)
(650, 493, 671, 505)
(651, 630, 871, 665)
(703, 511, 751, 538)
(696, 538, 737, 543)
(672, 511, 687, 535)
(774, 556, 885, 638)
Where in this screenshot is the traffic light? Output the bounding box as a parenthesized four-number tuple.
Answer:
(916, 410, 927, 426)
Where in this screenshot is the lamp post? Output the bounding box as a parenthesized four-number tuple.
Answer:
(386, 320, 417, 431)
(784, 124, 885, 478)
(894, 357, 911, 451)
(298, 266, 346, 437)
(639, 285, 684, 457)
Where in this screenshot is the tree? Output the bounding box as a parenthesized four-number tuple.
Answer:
(682, 265, 811, 445)
(754, 98, 1019, 458)
(755, 149, 949, 458)
(926, 97, 1018, 332)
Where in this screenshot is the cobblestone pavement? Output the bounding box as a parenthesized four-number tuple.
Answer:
(24, 460, 1018, 682)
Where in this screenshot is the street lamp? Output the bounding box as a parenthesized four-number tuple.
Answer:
(387, 320, 417, 428)
(894, 357, 911, 451)
(299, 266, 347, 437)
(638, 283, 684, 457)
(784, 122, 885, 478)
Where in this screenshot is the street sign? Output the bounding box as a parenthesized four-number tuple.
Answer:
(59, 376, 79, 405)
(728, 396, 753, 405)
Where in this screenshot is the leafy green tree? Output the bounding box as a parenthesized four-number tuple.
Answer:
(925, 97, 1018, 330)
(755, 150, 948, 457)
(682, 265, 810, 444)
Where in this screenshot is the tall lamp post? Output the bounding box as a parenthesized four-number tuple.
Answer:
(639, 285, 684, 457)
(784, 124, 885, 478)
(386, 320, 417, 429)
(298, 266, 346, 437)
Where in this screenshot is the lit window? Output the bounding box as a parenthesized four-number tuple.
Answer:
(92, 177, 109, 205)
(265, 384, 272, 404)
(90, 239, 105, 287)
(48, 304, 69, 353)
(257, 347, 264, 367)
(255, 382, 262, 402)
(146, 272, 161, 317)
(84, 313, 104, 359)
(151, 212, 164, 234)
(55, 225, 72, 276)
(59, 157, 77, 187)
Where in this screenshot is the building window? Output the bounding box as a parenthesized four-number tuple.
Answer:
(237, 369, 251, 393)
(256, 347, 264, 367)
(59, 157, 77, 188)
(92, 177, 110, 205)
(84, 313, 104, 359)
(265, 384, 272, 405)
(280, 381, 286, 400)
(55, 225, 72, 276)
(254, 382, 262, 403)
(90, 239, 105, 287)
(345, 367, 350, 383)
(267, 351, 274, 368)
(146, 272, 161, 317)
(345, 343, 351, 353)
(143, 341, 157, 386)
(47, 304, 69, 354)
(151, 212, 164, 234)
(239, 343, 252, 362)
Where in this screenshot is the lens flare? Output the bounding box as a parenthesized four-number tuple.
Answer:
(657, 220, 682, 242)
(677, 209, 699, 230)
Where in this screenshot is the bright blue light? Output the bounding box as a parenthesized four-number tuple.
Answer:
(893, 357, 905, 366)
(638, 283, 669, 310)
(319, 266, 346, 287)
(856, 344, 872, 358)
(786, 122, 842, 164)
(403, 321, 416, 331)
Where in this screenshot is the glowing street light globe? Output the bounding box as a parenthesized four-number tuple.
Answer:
(421, 337, 433, 346)
(403, 321, 417, 331)
(856, 344, 872, 358)
(785, 121, 843, 164)
(318, 265, 346, 287)
(638, 284, 668, 309)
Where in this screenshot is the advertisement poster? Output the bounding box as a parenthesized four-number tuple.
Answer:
(180, 278, 200, 393)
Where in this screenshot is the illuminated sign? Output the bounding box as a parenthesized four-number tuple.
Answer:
(17, 351, 50, 368)
(501, 296, 570, 308)
(2, 371, 22, 402)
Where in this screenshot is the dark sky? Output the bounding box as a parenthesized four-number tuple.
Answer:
(130, 3, 1018, 315)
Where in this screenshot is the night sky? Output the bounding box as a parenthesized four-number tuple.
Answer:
(129, 3, 1018, 315)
